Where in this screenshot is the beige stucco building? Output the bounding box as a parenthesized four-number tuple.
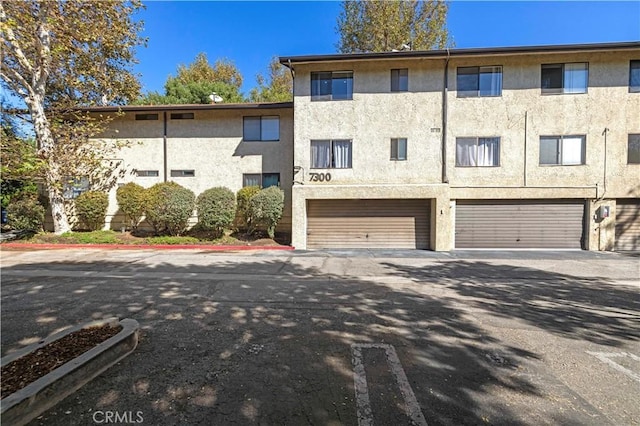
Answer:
(85, 42, 639, 251)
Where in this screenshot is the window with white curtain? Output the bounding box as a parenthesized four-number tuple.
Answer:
(456, 137, 500, 167)
(310, 139, 352, 168)
(539, 135, 586, 165)
(243, 173, 280, 188)
(457, 66, 502, 97)
(541, 63, 588, 94)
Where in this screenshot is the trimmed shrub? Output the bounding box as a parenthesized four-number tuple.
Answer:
(249, 186, 284, 239)
(74, 191, 109, 231)
(116, 182, 147, 230)
(235, 186, 260, 231)
(6, 195, 45, 231)
(144, 182, 195, 236)
(196, 187, 236, 236)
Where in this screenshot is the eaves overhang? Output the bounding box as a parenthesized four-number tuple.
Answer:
(78, 102, 293, 113)
(279, 41, 640, 66)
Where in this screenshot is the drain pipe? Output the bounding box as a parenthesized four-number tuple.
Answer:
(441, 49, 450, 184)
(598, 127, 609, 200)
(163, 111, 168, 182)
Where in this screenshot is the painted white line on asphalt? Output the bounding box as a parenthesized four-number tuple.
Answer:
(351, 343, 428, 426)
(586, 351, 640, 383)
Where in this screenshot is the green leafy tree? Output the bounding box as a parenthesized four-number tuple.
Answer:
(249, 186, 284, 239)
(1, 0, 145, 234)
(144, 182, 195, 236)
(249, 57, 293, 103)
(137, 53, 245, 104)
(336, 0, 451, 53)
(196, 187, 236, 236)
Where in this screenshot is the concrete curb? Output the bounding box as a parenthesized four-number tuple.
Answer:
(1, 242, 295, 251)
(1, 317, 139, 426)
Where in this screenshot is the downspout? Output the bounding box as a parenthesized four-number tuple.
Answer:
(163, 110, 168, 182)
(523, 111, 528, 186)
(441, 49, 450, 184)
(598, 127, 609, 200)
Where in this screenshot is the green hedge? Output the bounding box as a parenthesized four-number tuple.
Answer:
(196, 187, 236, 236)
(249, 186, 284, 239)
(144, 182, 195, 236)
(235, 186, 260, 231)
(116, 182, 147, 230)
(7, 195, 45, 231)
(74, 191, 109, 231)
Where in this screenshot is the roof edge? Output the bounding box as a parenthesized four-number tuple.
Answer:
(80, 101, 293, 113)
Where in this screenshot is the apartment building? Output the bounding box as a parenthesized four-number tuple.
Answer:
(279, 41, 640, 251)
(85, 103, 294, 233)
(86, 42, 639, 251)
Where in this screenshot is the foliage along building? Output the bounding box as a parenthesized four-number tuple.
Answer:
(78, 41, 639, 251)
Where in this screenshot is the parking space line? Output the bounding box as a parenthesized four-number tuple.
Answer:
(586, 351, 640, 383)
(351, 343, 427, 426)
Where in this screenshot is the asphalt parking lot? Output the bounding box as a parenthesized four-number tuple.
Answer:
(1, 248, 639, 425)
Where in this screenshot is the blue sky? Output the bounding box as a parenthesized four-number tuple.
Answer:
(135, 1, 640, 97)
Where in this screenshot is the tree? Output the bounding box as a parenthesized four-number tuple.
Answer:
(137, 53, 245, 104)
(249, 57, 293, 103)
(1, 0, 145, 233)
(336, 0, 451, 53)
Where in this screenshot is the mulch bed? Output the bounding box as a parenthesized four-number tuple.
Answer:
(1, 324, 122, 399)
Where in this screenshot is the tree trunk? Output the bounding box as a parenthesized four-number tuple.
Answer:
(29, 97, 71, 234)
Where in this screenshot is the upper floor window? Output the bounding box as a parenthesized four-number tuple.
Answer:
(311, 139, 352, 169)
(243, 116, 279, 141)
(243, 173, 280, 188)
(541, 63, 588, 94)
(170, 112, 194, 120)
(390, 138, 407, 160)
(539, 135, 586, 165)
(630, 60, 640, 93)
(456, 137, 500, 167)
(457, 66, 502, 97)
(135, 113, 158, 121)
(391, 69, 408, 92)
(628, 134, 640, 164)
(311, 71, 353, 101)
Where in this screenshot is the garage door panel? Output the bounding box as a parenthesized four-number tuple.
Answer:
(615, 199, 640, 251)
(455, 201, 584, 249)
(307, 199, 430, 249)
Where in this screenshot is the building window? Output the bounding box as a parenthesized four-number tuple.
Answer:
(539, 135, 586, 165)
(63, 177, 90, 199)
(311, 71, 353, 101)
(135, 170, 159, 177)
(630, 60, 640, 93)
(135, 113, 158, 121)
(629, 134, 640, 164)
(310, 139, 352, 169)
(457, 66, 502, 97)
(170, 112, 194, 120)
(391, 69, 408, 92)
(170, 169, 195, 177)
(391, 138, 407, 160)
(243, 116, 279, 141)
(243, 173, 280, 188)
(456, 137, 500, 167)
(541, 63, 588, 94)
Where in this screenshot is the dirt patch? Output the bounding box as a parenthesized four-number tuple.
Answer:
(1, 324, 122, 399)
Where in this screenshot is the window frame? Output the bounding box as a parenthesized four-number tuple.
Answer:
(170, 112, 194, 120)
(455, 137, 501, 167)
(456, 66, 503, 98)
(541, 62, 589, 95)
(135, 170, 159, 177)
(242, 172, 281, 188)
(170, 169, 195, 177)
(243, 116, 280, 141)
(539, 135, 586, 166)
(391, 69, 409, 92)
(135, 113, 159, 121)
(63, 176, 90, 199)
(390, 138, 407, 161)
(630, 60, 640, 93)
(310, 139, 353, 169)
(311, 71, 353, 101)
(628, 134, 640, 164)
